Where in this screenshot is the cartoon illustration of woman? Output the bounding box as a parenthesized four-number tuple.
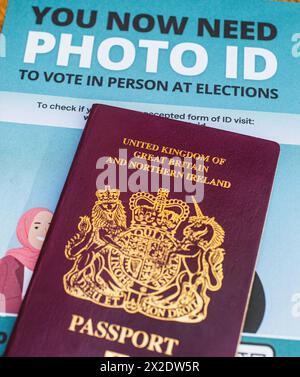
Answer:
(0, 208, 53, 314)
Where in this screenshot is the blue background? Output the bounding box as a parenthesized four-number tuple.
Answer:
(1, 0, 300, 113)
(1, 0, 300, 356)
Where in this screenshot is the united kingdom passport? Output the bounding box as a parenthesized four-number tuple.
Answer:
(6, 105, 279, 357)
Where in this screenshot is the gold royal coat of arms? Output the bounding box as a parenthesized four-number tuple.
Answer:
(63, 187, 225, 323)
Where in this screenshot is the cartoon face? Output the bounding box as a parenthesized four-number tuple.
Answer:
(28, 211, 53, 250)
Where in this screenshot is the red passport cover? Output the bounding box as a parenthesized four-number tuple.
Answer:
(6, 105, 279, 357)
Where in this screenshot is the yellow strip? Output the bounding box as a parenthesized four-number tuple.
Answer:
(0, 0, 8, 32)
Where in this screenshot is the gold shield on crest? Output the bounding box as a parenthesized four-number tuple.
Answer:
(63, 187, 225, 323)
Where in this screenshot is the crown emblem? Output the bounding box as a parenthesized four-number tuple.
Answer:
(95, 186, 120, 202)
(129, 188, 190, 235)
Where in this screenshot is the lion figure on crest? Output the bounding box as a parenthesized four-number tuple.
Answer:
(63, 188, 126, 292)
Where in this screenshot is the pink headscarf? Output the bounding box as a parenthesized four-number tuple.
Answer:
(6, 208, 53, 271)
